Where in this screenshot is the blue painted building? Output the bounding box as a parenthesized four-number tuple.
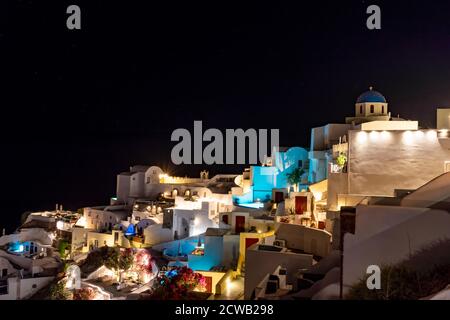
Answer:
(233, 146, 309, 205)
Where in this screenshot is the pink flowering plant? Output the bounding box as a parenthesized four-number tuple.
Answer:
(150, 266, 206, 299)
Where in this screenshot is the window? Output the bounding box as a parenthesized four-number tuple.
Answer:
(382, 105, 384, 113)
(370, 105, 374, 113)
(1, 269, 7, 278)
(360, 105, 363, 114)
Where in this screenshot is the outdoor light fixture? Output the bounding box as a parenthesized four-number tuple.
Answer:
(56, 220, 64, 230)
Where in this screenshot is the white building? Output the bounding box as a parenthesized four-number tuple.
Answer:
(292, 172, 450, 300)
(308, 87, 418, 186)
(162, 193, 233, 240)
(116, 165, 238, 205)
(244, 243, 314, 299)
(0, 228, 62, 300)
(327, 111, 450, 211)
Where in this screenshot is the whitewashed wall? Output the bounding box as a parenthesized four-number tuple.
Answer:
(348, 130, 450, 196)
(343, 207, 450, 287)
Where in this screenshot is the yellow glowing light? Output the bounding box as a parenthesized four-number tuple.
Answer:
(426, 130, 437, 141)
(438, 129, 449, 138)
(380, 130, 391, 141)
(313, 191, 323, 201)
(402, 131, 414, 145)
(369, 130, 379, 142)
(56, 220, 64, 230)
(356, 131, 368, 144)
(414, 130, 424, 139)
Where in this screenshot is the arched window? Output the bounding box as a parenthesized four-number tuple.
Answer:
(370, 105, 374, 113)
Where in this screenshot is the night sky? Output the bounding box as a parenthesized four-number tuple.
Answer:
(1, 0, 450, 232)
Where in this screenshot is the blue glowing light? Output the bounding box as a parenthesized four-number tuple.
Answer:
(125, 224, 136, 236)
(237, 202, 264, 209)
(166, 269, 178, 278)
(9, 242, 24, 253)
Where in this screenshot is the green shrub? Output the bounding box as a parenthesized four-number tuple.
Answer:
(347, 263, 450, 300)
(49, 280, 72, 300)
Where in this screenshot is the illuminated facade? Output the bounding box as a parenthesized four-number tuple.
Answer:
(233, 146, 309, 205)
(116, 165, 238, 205)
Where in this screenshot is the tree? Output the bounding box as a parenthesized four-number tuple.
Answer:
(103, 247, 134, 282)
(286, 168, 305, 192)
(336, 152, 347, 168)
(58, 240, 69, 259)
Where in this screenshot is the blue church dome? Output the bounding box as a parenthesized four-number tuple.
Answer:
(356, 87, 387, 103)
